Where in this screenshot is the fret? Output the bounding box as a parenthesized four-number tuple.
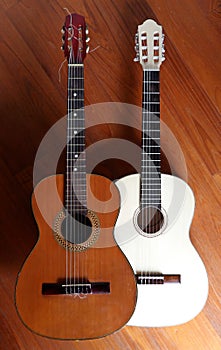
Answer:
(142, 194, 161, 197)
(141, 183, 161, 185)
(66, 190, 87, 193)
(67, 117, 85, 120)
(68, 98, 84, 101)
(143, 102, 160, 104)
(142, 111, 160, 115)
(141, 172, 161, 174)
(142, 92, 160, 94)
(68, 64, 84, 66)
(68, 77, 84, 79)
(69, 88, 84, 90)
(66, 158, 86, 161)
(141, 201, 161, 204)
(68, 127, 84, 130)
(141, 167, 161, 170)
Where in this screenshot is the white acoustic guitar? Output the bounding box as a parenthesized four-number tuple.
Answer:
(114, 19, 208, 327)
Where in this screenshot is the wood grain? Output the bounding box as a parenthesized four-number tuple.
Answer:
(0, 0, 221, 349)
(15, 174, 136, 340)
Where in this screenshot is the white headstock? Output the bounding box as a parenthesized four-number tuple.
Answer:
(134, 19, 165, 70)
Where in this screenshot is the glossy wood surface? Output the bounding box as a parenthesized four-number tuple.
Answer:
(15, 174, 136, 340)
(0, 0, 221, 349)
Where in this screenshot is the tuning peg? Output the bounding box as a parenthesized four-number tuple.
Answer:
(162, 56, 166, 61)
(134, 52, 140, 62)
(86, 25, 89, 35)
(86, 45, 90, 53)
(61, 26, 65, 34)
(86, 36, 90, 43)
(134, 43, 139, 52)
(135, 32, 139, 44)
(61, 44, 65, 51)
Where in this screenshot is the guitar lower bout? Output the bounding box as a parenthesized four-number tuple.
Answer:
(15, 174, 137, 340)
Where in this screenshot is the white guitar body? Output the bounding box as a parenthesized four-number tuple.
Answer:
(114, 173, 208, 327)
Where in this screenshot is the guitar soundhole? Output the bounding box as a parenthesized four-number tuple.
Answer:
(61, 213, 92, 244)
(53, 209, 100, 251)
(136, 206, 165, 237)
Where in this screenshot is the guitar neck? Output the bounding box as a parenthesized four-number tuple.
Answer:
(140, 69, 161, 209)
(66, 63, 87, 215)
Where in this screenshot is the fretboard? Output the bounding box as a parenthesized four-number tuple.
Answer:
(140, 70, 161, 209)
(65, 64, 87, 215)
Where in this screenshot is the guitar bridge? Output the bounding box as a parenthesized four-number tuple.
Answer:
(136, 273, 181, 284)
(42, 281, 110, 295)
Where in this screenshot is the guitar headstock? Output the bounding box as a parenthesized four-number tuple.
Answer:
(134, 19, 165, 70)
(61, 13, 90, 63)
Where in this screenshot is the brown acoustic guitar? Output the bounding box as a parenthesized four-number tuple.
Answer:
(15, 13, 136, 340)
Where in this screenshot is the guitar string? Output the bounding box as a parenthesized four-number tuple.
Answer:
(70, 14, 79, 295)
(148, 69, 150, 282)
(143, 69, 146, 281)
(67, 52, 71, 294)
(69, 52, 73, 295)
(69, 18, 75, 294)
(76, 37, 84, 295)
(77, 44, 81, 293)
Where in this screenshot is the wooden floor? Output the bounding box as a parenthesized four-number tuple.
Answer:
(1, 0, 221, 349)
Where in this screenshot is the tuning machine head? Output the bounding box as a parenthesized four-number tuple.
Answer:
(134, 31, 140, 62)
(161, 33, 165, 61)
(85, 24, 90, 43)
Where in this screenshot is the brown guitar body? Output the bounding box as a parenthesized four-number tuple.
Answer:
(15, 174, 137, 340)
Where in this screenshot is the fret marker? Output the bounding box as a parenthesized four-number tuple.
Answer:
(75, 155, 78, 158)
(74, 168, 77, 171)
(74, 93, 77, 97)
(74, 130, 77, 135)
(74, 113, 77, 116)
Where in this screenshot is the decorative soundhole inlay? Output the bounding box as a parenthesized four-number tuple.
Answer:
(53, 209, 100, 251)
(134, 206, 167, 238)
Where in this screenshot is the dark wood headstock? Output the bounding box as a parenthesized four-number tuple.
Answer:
(61, 13, 89, 64)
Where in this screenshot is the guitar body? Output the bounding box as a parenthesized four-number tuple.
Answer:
(15, 174, 136, 340)
(114, 173, 208, 327)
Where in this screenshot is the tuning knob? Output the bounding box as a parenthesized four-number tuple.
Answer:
(86, 26, 89, 35)
(161, 34, 165, 44)
(134, 43, 139, 52)
(135, 32, 139, 44)
(61, 26, 65, 34)
(61, 44, 65, 51)
(134, 55, 140, 62)
(86, 45, 90, 53)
